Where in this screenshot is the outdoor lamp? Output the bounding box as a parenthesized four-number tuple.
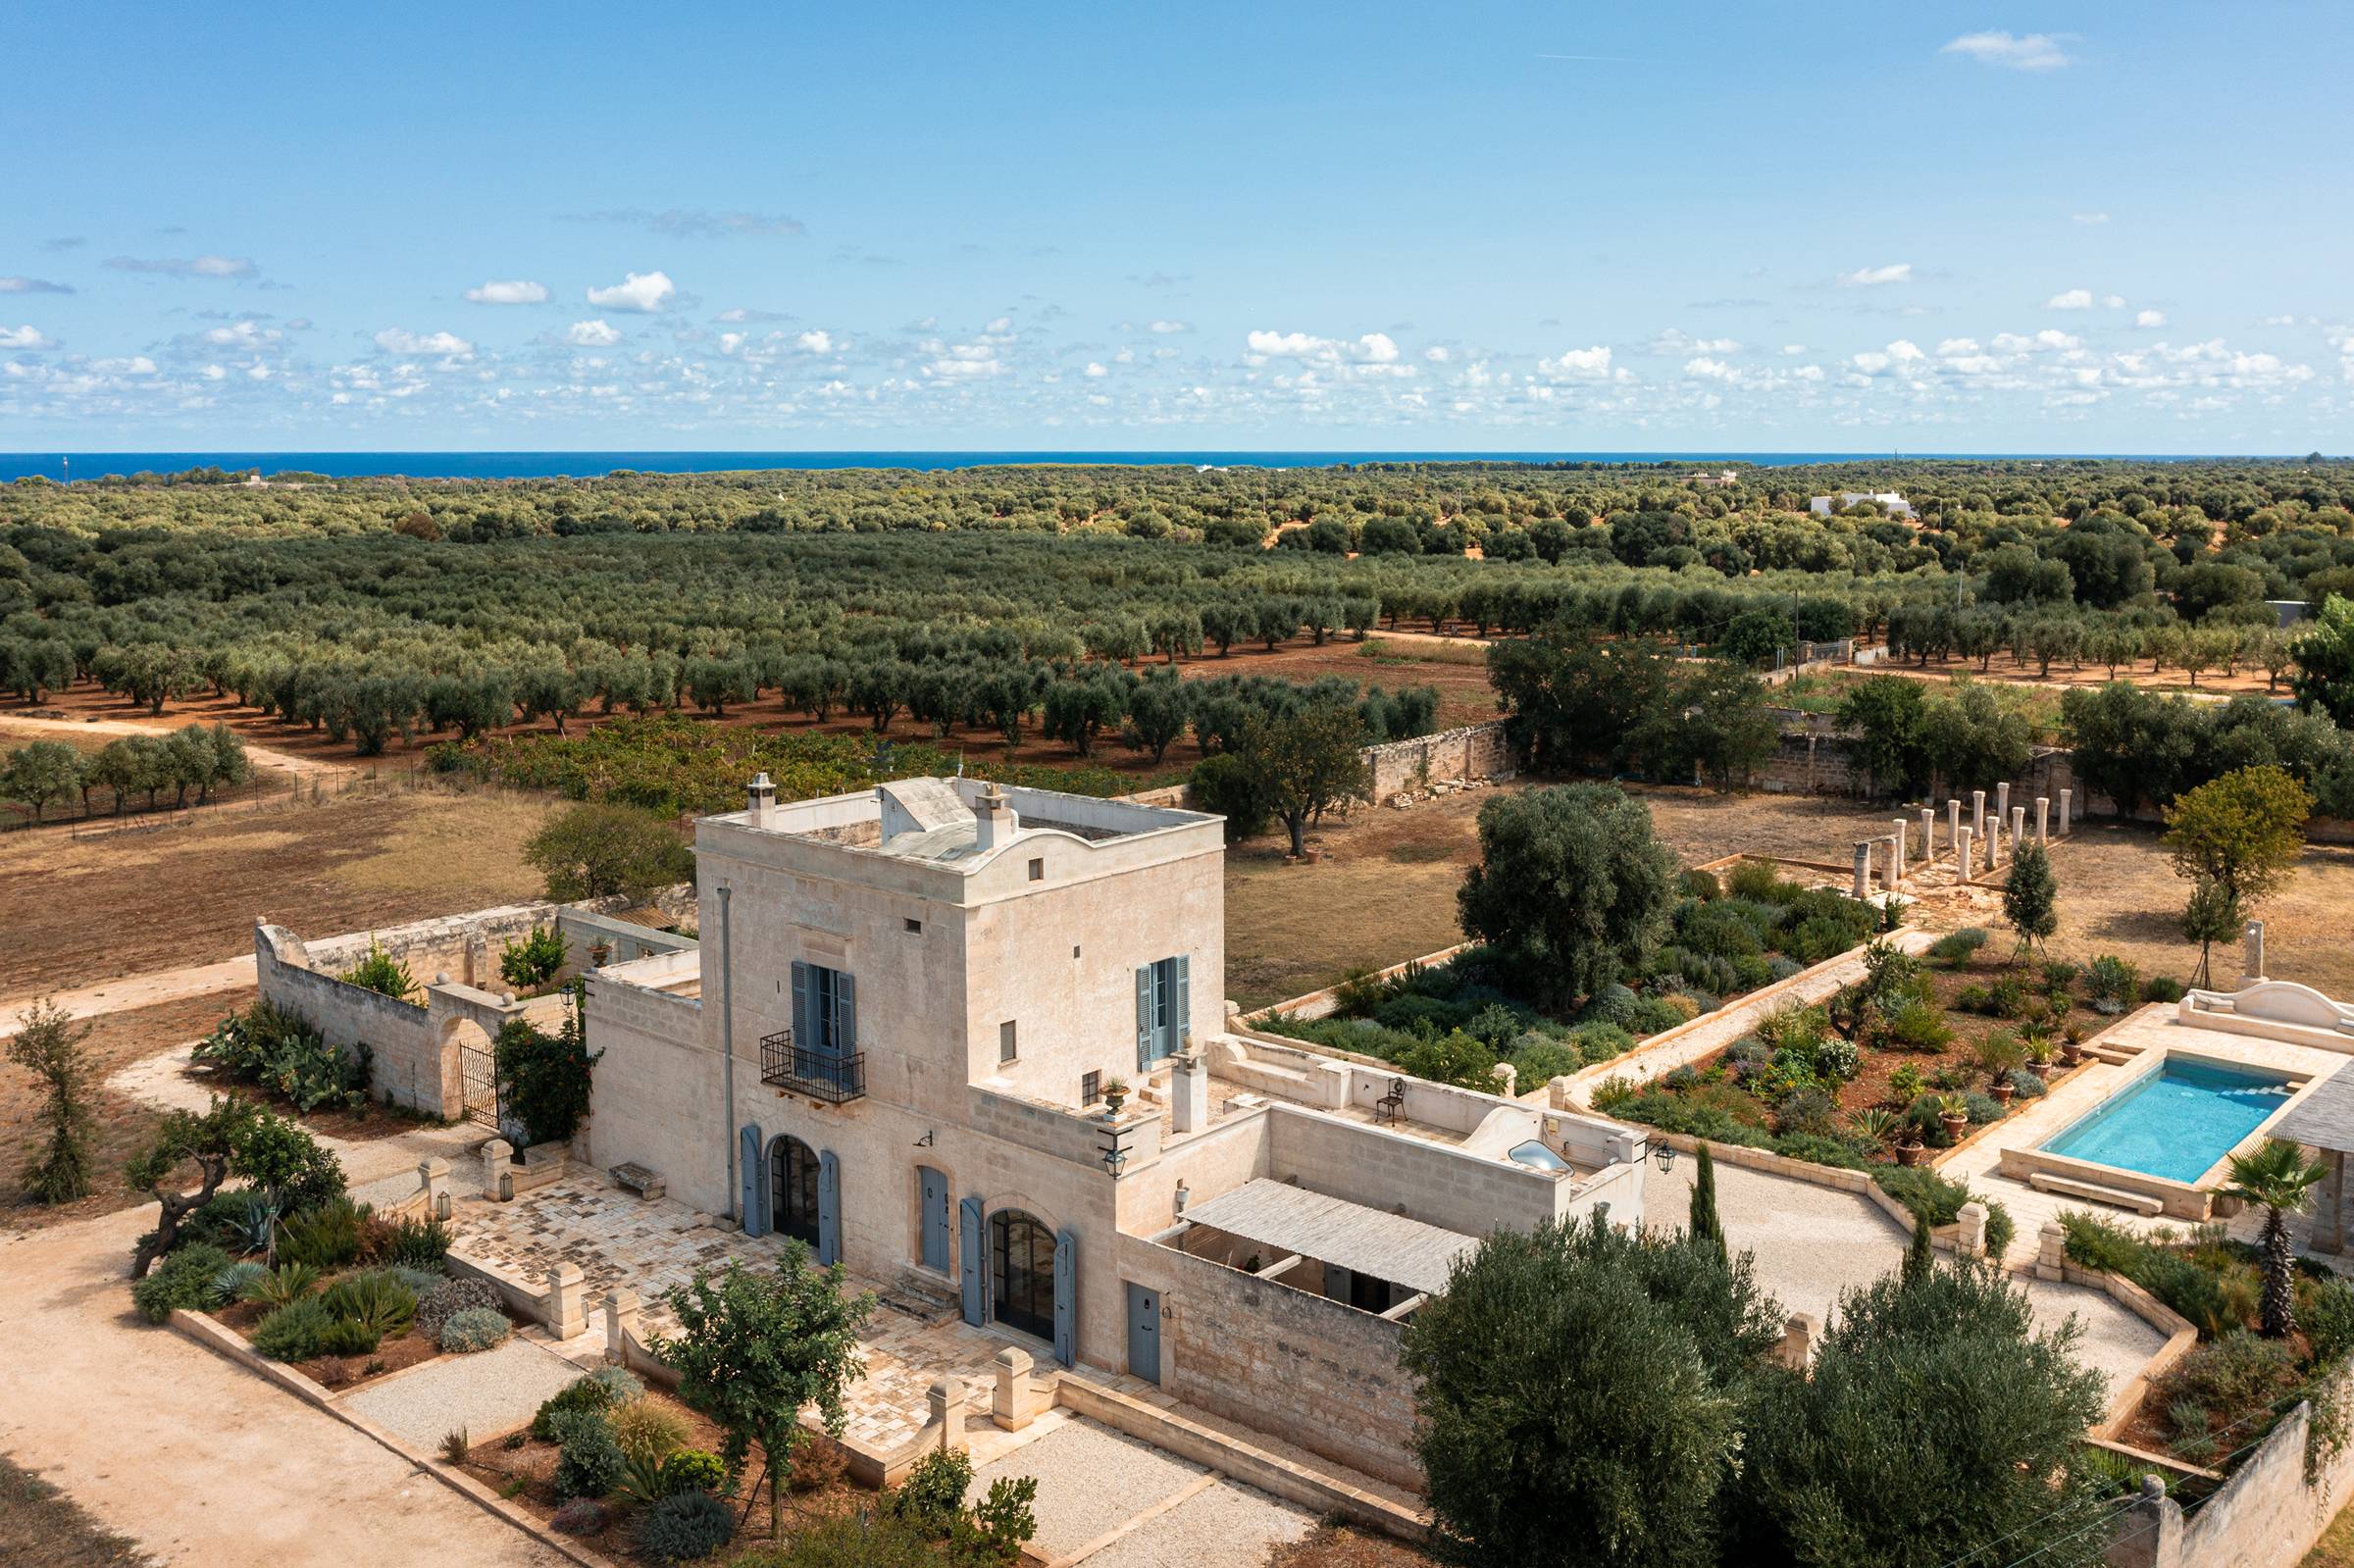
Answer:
(1652, 1142, 1677, 1173)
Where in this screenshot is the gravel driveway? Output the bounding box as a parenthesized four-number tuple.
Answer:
(341, 1337, 586, 1450)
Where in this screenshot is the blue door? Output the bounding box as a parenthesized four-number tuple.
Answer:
(1125, 1282, 1160, 1385)
(817, 1149, 842, 1266)
(918, 1167, 949, 1274)
(958, 1196, 986, 1326)
(739, 1123, 766, 1237)
(1052, 1228, 1077, 1368)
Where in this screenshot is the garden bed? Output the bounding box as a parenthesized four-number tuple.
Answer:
(1255, 858, 1883, 1091)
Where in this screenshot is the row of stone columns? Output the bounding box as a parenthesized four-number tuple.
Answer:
(1858, 784, 2073, 895)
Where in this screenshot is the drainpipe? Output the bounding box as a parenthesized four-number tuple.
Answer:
(719, 883, 736, 1222)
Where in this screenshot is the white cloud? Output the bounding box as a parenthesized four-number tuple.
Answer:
(1651, 329, 1741, 354)
(2048, 288, 2095, 309)
(1941, 30, 2072, 72)
(464, 279, 547, 305)
(1837, 263, 1912, 287)
(201, 320, 280, 348)
(1683, 356, 1737, 380)
(566, 319, 622, 346)
(104, 253, 259, 278)
(373, 328, 473, 356)
(795, 329, 835, 353)
(1148, 320, 1189, 333)
(1424, 345, 1451, 362)
(1887, 339, 1925, 363)
(1084, 362, 1107, 378)
(585, 270, 676, 313)
(1851, 350, 1891, 374)
(1779, 344, 1806, 355)
(0, 326, 54, 350)
(2136, 309, 2167, 329)
(2072, 212, 2110, 225)
(1538, 345, 1614, 378)
(2101, 294, 2125, 309)
(1357, 332, 1400, 363)
(1243, 329, 1414, 376)
(1936, 337, 1981, 356)
(0, 277, 72, 294)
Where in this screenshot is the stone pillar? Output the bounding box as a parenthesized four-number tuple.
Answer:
(1984, 815, 2001, 874)
(927, 1378, 969, 1454)
(1996, 781, 2010, 825)
(1853, 841, 1871, 899)
(603, 1290, 641, 1363)
(1956, 1200, 1988, 1257)
(1971, 788, 1985, 839)
(1170, 1049, 1210, 1135)
(992, 1346, 1038, 1431)
(1773, 1312, 1818, 1371)
(2034, 1220, 2068, 1282)
(2035, 796, 2050, 845)
(1890, 819, 1908, 879)
(545, 1261, 586, 1340)
(2059, 786, 2073, 835)
(1946, 798, 1962, 857)
(2010, 806, 2026, 857)
(2315, 1152, 2347, 1256)
(2238, 919, 2267, 989)
(1956, 827, 1972, 882)
(418, 1157, 451, 1222)
(480, 1138, 513, 1199)
(2107, 1475, 2183, 1568)
(1920, 806, 1936, 859)
(1492, 1062, 1518, 1098)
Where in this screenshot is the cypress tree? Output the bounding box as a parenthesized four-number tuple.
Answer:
(1687, 1140, 1725, 1257)
(1903, 1210, 1935, 1287)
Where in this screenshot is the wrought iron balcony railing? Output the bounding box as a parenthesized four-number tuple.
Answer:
(758, 1029, 866, 1103)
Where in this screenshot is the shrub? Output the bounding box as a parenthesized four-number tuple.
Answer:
(253, 1297, 333, 1361)
(1974, 1031, 2027, 1080)
(889, 1447, 975, 1534)
(370, 1214, 452, 1269)
(417, 1276, 500, 1341)
(499, 924, 568, 991)
(322, 1271, 417, 1336)
(552, 1409, 628, 1500)
(1628, 996, 1686, 1036)
(661, 1448, 728, 1495)
(636, 1490, 736, 1563)
(494, 993, 601, 1146)
(549, 1497, 608, 1537)
(193, 1003, 372, 1113)
(2059, 1209, 2148, 1274)
(243, 1261, 319, 1306)
(1580, 984, 1641, 1030)
(211, 1260, 268, 1306)
(534, 1367, 645, 1441)
(1985, 1201, 2017, 1263)
(1507, 1038, 1584, 1081)
(1885, 1000, 1955, 1052)
(1726, 860, 1784, 902)
(1753, 1002, 1828, 1056)
(1926, 928, 1990, 966)
(613, 1395, 691, 1464)
(2086, 956, 2141, 1014)
(1773, 1133, 1870, 1170)
(279, 1197, 367, 1269)
(1812, 1036, 1860, 1082)
(1888, 1063, 1925, 1102)
(1875, 1167, 1972, 1227)
(388, 1265, 446, 1296)
(1680, 868, 1721, 901)
(1766, 955, 1804, 982)
(131, 1242, 235, 1323)
(319, 1317, 383, 1356)
(2303, 1279, 2354, 1367)
(1961, 1091, 2005, 1125)
(2144, 976, 2187, 1003)
(439, 1306, 513, 1352)
(2006, 1068, 2048, 1099)
(1774, 1088, 1839, 1139)
(2156, 1331, 2297, 1421)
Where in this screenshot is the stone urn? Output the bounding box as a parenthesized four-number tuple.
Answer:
(1990, 1083, 2015, 1107)
(1101, 1081, 1128, 1116)
(1895, 1139, 1926, 1168)
(1939, 1110, 1969, 1143)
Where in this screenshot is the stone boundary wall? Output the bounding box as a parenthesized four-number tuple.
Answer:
(1114, 1232, 1420, 1490)
(1362, 720, 1514, 800)
(2109, 1362, 2354, 1568)
(254, 923, 440, 1110)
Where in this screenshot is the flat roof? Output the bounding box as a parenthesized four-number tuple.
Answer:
(2271, 1066, 2354, 1154)
(1181, 1178, 1479, 1296)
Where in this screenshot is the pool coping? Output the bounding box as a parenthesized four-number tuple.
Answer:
(1994, 1045, 2324, 1219)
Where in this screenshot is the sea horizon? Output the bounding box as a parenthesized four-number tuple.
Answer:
(0, 448, 2314, 483)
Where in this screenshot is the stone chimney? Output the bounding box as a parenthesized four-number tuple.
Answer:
(973, 784, 1018, 853)
(747, 772, 777, 829)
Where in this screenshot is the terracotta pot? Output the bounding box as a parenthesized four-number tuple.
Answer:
(2061, 1045, 2082, 1067)
(2036, 1060, 2059, 1081)
(1896, 1141, 1926, 1167)
(1990, 1084, 2015, 1106)
(1940, 1113, 1969, 1140)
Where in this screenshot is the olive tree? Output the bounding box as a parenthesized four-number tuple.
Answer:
(1456, 784, 1679, 1011)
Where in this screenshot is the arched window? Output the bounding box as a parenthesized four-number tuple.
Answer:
(990, 1210, 1055, 1341)
(769, 1136, 820, 1248)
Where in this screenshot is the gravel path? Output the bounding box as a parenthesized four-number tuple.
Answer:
(1080, 1478, 1316, 1568)
(968, 1419, 1205, 1561)
(341, 1338, 586, 1451)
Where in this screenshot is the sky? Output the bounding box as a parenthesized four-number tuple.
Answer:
(2, 1, 2350, 454)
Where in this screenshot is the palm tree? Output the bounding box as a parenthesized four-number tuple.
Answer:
(2224, 1138, 2328, 1339)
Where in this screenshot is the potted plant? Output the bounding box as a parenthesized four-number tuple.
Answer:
(2061, 1023, 2085, 1066)
(1936, 1093, 1970, 1144)
(1101, 1079, 1129, 1116)
(2025, 1037, 2056, 1080)
(1894, 1133, 1927, 1167)
(1989, 1079, 2015, 1107)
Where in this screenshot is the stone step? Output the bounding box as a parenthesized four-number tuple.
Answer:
(2026, 1170, 2165, 1216)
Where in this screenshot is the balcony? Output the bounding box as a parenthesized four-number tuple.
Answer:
(758, 1030, 866, 1103)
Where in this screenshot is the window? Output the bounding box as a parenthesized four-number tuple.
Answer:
(1081, 1070, 1101, 1106)
(791, 961, 855, 1058)
(991, 1210, 1056, 1341)
(903, 917, 923, 935)
(1134, 955, 1189, 1069)
(1027, 857, 1045, 881)
(999, 1021, 1018, 1064)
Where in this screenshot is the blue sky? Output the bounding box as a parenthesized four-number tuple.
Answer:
(3, 1, 2348, 453)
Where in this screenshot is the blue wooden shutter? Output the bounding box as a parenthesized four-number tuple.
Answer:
(740, 1123, 766, 1237)
(1172, 955, 1191, 1055)
(1135, 966, 1152, 1071)
(959, 1197, 986, 1326)
(834, 971, 856, 1059)
(817, 1148, 842, 1266)
(1052, 1228, 1077, 1367)
(790, 960, 809, 1052)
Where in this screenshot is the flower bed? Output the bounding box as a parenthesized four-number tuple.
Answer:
(1256, 859, 1880, 1090)
(1595, 933, 2152, 1170)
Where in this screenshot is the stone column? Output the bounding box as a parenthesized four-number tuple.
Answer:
(2238, 919, 2268, 989)
(2059, 786, 2073, 835)
(1996, 782, 2011, 826)
(1773, 1312, 1818, 1370)
(1492, 1062, 1518, 1098)
(480, 1138, 512, 1199)
(2107, 1476, 2183, 1568)
(1920, 806, 1936, 859)
(992, 1346, 1038, 1431)
(2315, 1153, 2347, 1256)
(927, 1378, 970, 1454)
(603, 1290, 641, 1363)
(2033, 1220, 2068, 1282)
(1852, 841, 1871, 899)
(1947, 798, 1963, 857)
(1956, 827, 1972, 882)
(1956, 1200, 1988, 1257)
(1971, 788, 1985, 839)
(1890, 819, 1908, 879)
(418, 1157, 451, 1221)
(545, 1261, 586, 1340)
(1170, 1048, 1209, 1135)
(2010, 806, 2026, 857)
(2035, 796, 2050, 845)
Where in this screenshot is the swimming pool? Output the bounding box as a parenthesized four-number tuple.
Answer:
(2041, 1057, 2297, 1184)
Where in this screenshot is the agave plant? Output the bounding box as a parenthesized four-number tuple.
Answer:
(241, 1261, 320, 1307)
(229, 1191, 281, 1259)
(211, 1261, 269, 1307)
(321, 1271, 418, 1337)
(1847, 1108, 1899, 1148)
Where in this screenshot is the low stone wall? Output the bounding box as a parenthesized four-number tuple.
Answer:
(1115, 1233, 1420, 1490)
(1363, 720, 1514, 801)
(255, 923, 441, 1109)
(2110, 1362, 2354, 1568)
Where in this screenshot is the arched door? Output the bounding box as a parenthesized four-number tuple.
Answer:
(990, 1209, 1055, 1341)
(768, 1136, 821, 1248)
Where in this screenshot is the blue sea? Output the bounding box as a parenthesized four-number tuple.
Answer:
(0, 449, 2236, 483)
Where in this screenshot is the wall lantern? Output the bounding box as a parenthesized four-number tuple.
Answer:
(1652, 1142, 1677, 1174)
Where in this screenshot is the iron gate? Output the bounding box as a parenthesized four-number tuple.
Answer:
(459, 1037, 501, 1132)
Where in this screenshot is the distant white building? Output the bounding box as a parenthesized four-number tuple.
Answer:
(1811, 490, 1915, 520)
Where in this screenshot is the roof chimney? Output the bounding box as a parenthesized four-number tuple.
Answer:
(972, 783, 1018, 853)
(747, 772, 777, 828)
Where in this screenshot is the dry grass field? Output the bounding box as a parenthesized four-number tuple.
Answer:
(0, 784, 556, 998)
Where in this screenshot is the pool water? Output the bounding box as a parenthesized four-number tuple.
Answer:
(2041, 1058, 2296, 1184)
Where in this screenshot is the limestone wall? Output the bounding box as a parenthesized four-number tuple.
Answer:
(1115, 1234, 1420, 1489)
(1266, 1103, 1566, 1235)
(301, 901, 560, 991)
(2113, 1362, 2354, 1568)
(1363, 721, 1514, 800)
(254, 923, 438, 1110)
